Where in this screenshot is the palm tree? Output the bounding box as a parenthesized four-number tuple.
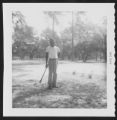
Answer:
(44, 11, 61, 38)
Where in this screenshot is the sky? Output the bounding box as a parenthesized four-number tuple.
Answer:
(11, 3, 109, 36)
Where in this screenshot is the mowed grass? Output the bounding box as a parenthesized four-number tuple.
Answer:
(12, 60, 107, 108)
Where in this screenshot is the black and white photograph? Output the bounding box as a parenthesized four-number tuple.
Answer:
(3, 3, 115, 116)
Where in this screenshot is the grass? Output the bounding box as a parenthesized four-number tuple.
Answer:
(12, 60, 107, 108)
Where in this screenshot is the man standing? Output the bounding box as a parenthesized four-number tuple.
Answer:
(46, 39, 60, 89)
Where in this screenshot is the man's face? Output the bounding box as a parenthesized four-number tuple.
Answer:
(50, 40, 55, 47)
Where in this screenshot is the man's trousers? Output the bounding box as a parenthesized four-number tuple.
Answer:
(48, 59, 58, 88)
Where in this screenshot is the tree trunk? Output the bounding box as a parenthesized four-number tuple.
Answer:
(53, 13, 55, 38)
(72, 11, 74, 61)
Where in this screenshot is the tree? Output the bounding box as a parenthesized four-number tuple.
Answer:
(60, 28, 72, 59)
(12, 11, 26, 31)
(59, 11, 107, 62)
(41, 28, 62, 48)
(44, 11, 62, 38)
(12, 11, 39, 59)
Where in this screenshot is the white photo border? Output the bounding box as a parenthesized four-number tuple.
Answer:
(3, 3, 115, 117)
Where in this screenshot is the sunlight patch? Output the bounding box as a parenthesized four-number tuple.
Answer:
(44, 95, 72, 102)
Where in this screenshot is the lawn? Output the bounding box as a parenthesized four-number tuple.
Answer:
(12, 60, 107, 108)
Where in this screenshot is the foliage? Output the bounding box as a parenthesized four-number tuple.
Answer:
(12, 11, 40, 59)
(59, 12, 107, 62)
(12, 11, 107, 62)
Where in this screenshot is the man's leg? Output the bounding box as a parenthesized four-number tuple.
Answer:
(48, 60, 53, 89)
(52, 59, 57, 87)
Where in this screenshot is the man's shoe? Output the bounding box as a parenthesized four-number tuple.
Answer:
(47, 86, 52, 90)
(53, 85, 58, 88)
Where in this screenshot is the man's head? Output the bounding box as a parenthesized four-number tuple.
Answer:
(49, 39, 55, 47)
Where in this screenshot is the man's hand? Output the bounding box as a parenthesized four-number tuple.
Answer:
(45, 52, 48, 68)
(46, 63, 48, 68)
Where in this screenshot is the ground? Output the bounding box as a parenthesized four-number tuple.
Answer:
(12, 60, 107, 108)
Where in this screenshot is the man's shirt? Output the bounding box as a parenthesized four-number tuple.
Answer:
(46, 46, 60, 59)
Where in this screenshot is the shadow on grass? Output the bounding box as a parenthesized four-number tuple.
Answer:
(12, 80, 107, 108)
(12, 62, 45, 66)
(12, 67, 26, 72)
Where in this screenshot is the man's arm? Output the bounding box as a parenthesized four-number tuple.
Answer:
(46, 52, 48, 68)
(57, 47, 60, 58)
(58, 52, 60, 58)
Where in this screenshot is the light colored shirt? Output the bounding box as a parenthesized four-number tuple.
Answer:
(46, 46, 60, 59)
